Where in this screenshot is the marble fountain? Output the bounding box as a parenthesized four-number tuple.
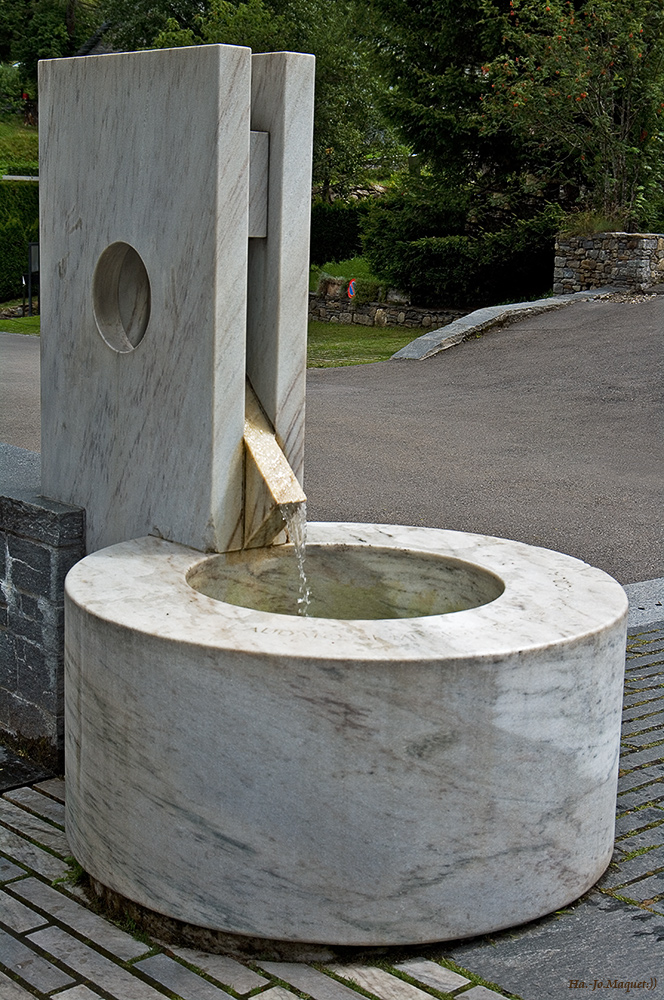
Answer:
(39, 45, 628, 948)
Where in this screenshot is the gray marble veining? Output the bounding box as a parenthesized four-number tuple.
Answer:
(65, 524, 628, 944)
(39, 46, 314, 555)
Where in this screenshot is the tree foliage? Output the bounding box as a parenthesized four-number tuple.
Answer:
(478, 0, 664, 222)
(99, 0, 207, 50)
(0, 0, 102, 92)
(152, 0, 403, 196)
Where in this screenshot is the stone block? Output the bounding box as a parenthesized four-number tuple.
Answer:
(27, 927, 166, 999)
(395, 959, 470, 991)
(0, 629, 17, 686)
(11, 878, 147, 961)
(0, 496, 85, 548)
(7, 535, 52, 595)
(0, 928, 75, 992)
(328, 964, 434, 1000)
(134, 953, 235, 998)
(168, 948, 269, 992)
(0, 891, 49, 933)
(5, 786, 65, 826)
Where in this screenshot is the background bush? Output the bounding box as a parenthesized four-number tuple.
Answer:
(0, 180, 39, 300)
(310, 200, 370, 265)
(363, 198, 563, 307)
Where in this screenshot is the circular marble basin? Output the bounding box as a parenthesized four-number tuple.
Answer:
(64, 523, 628, 946)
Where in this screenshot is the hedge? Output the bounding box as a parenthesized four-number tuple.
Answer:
(310, 200, 370, 266)
(363, 205, 564, 308)
(0, 180, 39, 301)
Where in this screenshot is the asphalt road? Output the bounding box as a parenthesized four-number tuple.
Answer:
(1, 297, 662, 583)
(0, 331, 40, 452)
(303, 298, 663, 584)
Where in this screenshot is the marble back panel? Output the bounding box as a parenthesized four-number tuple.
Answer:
(39, 46, 314, 555)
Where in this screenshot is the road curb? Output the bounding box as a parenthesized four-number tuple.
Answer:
(390, 287, 619, 360)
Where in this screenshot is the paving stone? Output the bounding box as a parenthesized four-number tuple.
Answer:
(620, 744, 664, 770)
(625, 649, 664, 663)
(4, 787, 66, 827)
(618, 874, 664, 903)
(619, 763, 664, 792)
(627, 639, 664, 655)
(394, 958, 470, 991)
(259, 962, 366, 1000)
(0, 858, 26, 882)
(623, 689, 664, 708)
(617, 780, 664, 811)
(0, 926, 75, 991)
(10, 877, 148, 961)
(622, 712, 664, 735)
(27, 926, 167, 1000)
(0, 887, 49, 932)
(462, 988, 505, 1000)
(135, 953, 234, 999)
(615, 807, 664, 837)
(624, 660, 664, 678)
(0, 825, 69, 879)
(167, 946, 269, 992)
(258, 989, 300, 1000)
(622, 730, 664, 749)
(0, 969, 43, 1000)
(0, 797, 69, 855)
(447, 893, 664, 1000)
(33, 777, 66, 803)
(622, 699, 664, 723)
(600, 849, 664, 888)
(616, 822, 664, 853)
(56, 988, 105, 999)
(328, 963, 436, 1000)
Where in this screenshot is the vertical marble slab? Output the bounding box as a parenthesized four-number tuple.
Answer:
(247, 52, 315, 483)
(39, 46, 252, 553)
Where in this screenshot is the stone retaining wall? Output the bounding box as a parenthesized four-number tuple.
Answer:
(309, 292, 464, 329)
(553, 232, 664, 294)
(0, 451, 85, 770)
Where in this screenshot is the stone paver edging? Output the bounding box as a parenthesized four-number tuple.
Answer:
(390, 288, 618, 361)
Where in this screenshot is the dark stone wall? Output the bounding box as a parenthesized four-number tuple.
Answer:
(0, 445, 84, 770)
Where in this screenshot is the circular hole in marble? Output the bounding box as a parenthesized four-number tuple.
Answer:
(187, 545, 505, 620)
(92, 242, 151, 352)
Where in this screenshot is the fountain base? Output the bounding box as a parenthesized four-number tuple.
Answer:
(64, 523, 627, 945)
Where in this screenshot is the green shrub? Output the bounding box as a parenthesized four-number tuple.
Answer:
(363, 202, 564, 307)
(0, 180, 39, 300)
(310, 200, 370, 265)
(0, 216, 29, 299)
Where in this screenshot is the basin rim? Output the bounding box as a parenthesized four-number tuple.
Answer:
(65, 522, 628, 662)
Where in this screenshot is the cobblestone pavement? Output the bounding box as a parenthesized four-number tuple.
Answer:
(0, 624, 662, 1000)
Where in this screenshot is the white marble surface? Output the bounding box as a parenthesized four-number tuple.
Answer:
(243, 379, 306, 548)
(39, 46, 312, 555)
(247, 52, 315, 483)
(64, 524, 628, 944)
(39, 46, 251, 553)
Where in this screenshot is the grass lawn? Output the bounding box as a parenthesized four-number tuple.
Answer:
(0, 116, 39, 173)
(0, 314, 40, 335)
(0, 314, 419, 365)
(307, 320, 417, 367)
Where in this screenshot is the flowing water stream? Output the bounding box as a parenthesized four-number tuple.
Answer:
(279, 501, 311, 615)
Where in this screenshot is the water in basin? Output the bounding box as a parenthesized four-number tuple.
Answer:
(187, 544, 505, 619)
